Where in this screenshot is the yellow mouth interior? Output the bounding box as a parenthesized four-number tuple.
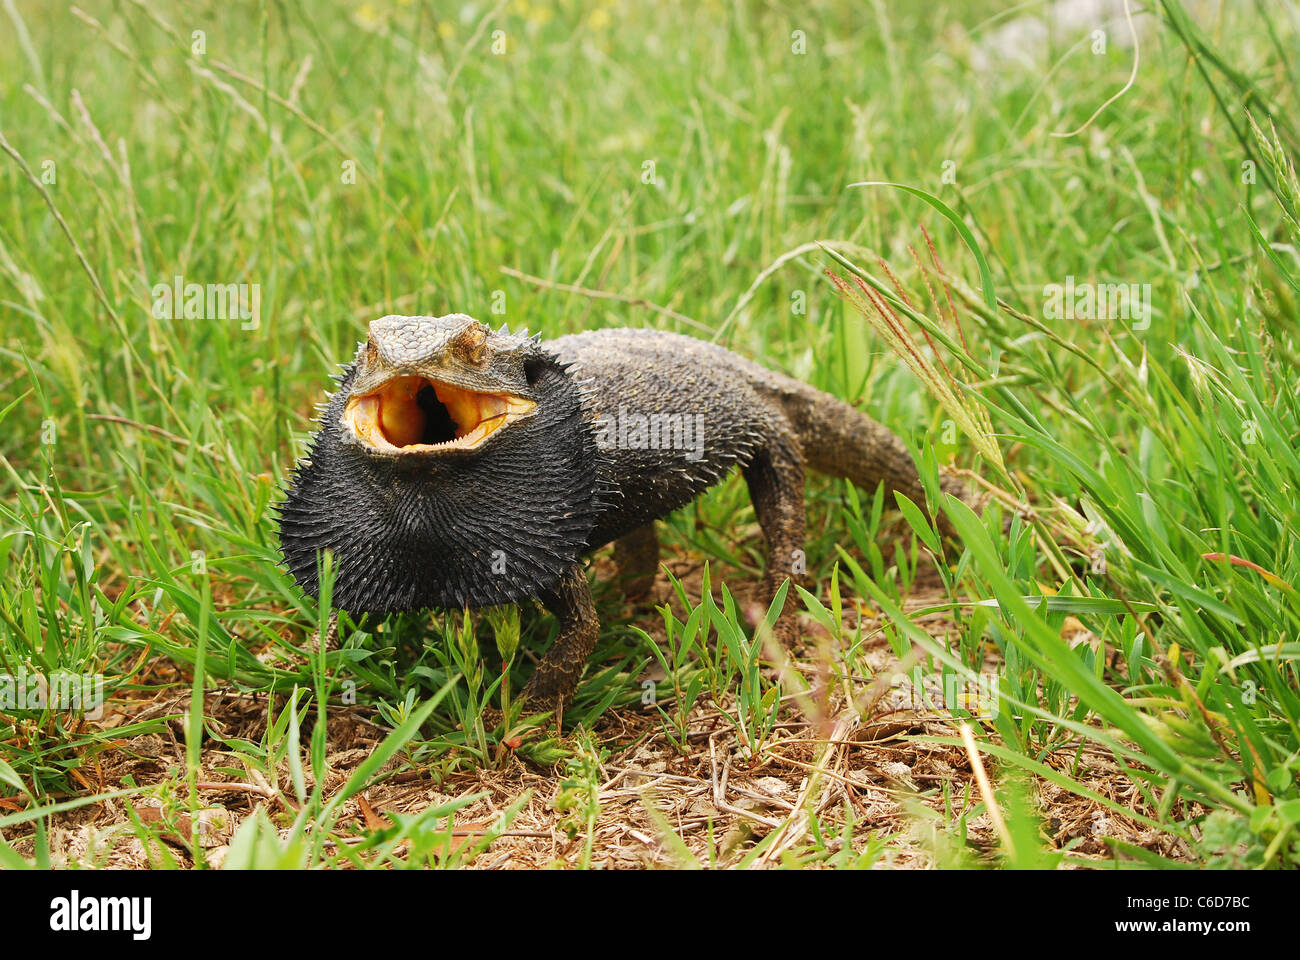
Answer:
(344, 376, 535, 452)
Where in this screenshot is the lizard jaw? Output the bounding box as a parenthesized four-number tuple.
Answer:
(342, 375, 536, 454)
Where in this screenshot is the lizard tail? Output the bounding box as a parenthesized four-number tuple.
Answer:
(767, 375, 970, 511)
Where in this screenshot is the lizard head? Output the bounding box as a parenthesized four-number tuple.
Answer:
(341, 314, 540, 456)
(276, 314, 612, 615)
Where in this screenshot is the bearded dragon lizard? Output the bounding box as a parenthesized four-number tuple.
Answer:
(278, 314, 970, 712)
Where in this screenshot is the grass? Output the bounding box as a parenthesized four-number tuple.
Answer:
(0, 0, 1298, 868)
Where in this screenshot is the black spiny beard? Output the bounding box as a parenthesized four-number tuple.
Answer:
(276, 352, 613, 613)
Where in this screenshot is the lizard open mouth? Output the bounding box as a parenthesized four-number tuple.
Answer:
(343, 375, 536, 453)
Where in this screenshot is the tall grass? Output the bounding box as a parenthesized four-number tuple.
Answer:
(825, 108, 1300, 866)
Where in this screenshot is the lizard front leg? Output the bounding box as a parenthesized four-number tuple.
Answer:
(742, 427, 808, 646)
(613, 523, 659, 603)
(521, 563, 600, 716)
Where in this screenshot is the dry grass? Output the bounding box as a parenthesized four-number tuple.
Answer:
(9, 561, 1194, 869)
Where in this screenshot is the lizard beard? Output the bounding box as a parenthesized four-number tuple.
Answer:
(276, 353, 611, 614)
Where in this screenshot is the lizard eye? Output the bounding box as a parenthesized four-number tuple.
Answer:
(456, 324, 488, 363)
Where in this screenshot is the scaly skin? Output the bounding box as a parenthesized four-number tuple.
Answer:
(278, 314, 971, 713)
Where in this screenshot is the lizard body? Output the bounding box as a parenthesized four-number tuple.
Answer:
(278, 314, 967, 710)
